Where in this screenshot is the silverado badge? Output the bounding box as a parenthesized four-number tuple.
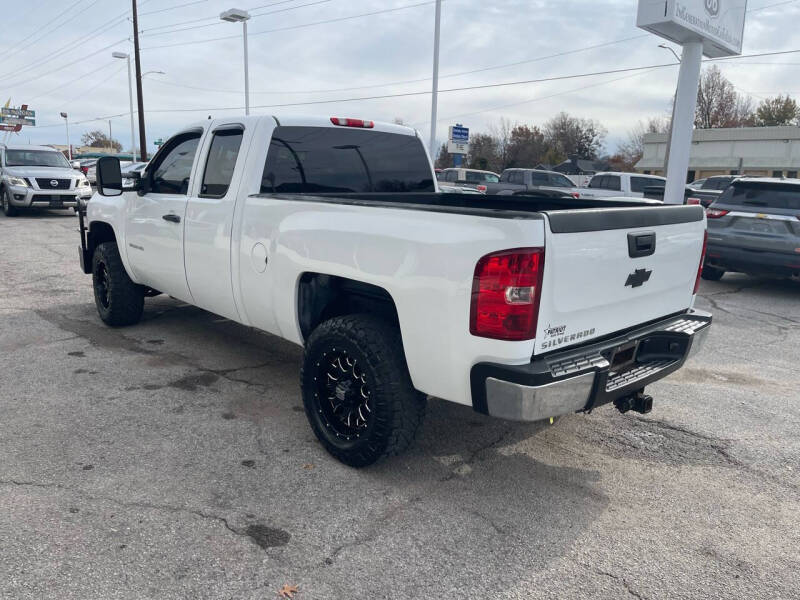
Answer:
(625, 268, 652, 288)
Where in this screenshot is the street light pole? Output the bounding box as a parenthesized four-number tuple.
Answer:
(113, 52, 137, 162)
(659, 44, 681, 178)
(220, 8, 251, 116)
(429, 0, 442, 158)
(60, 112, 70, 159)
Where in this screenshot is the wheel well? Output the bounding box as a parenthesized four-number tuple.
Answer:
(298, 273, 400, 341)
(88, 221, 116, 256)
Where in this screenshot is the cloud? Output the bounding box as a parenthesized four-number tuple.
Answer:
(2, 0, 797, 154)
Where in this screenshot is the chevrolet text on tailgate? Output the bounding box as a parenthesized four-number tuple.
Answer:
(76, 115, 711, 467)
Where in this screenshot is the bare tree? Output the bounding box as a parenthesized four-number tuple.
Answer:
(81, 130, 122, 153)
(755, 95, 799, 126)
(467, 133, 499, 172)
(617, 116, 669, 170)
(543, 112, 606, 159)
(695, 66, 755, 128)
(434, 143, 454, 169)
(489, 118, 516, 171)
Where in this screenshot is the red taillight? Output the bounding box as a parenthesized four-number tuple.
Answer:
(330, 117, 374, 128)
(694, 230, 708, 294)
(571, 192, 580, 199)
(476, 185, 487, 192)
(470, 248, 545, 341)
(81, 166, 89, 174)
(706, 208, 729, 218)
(687, 197, 701, 205)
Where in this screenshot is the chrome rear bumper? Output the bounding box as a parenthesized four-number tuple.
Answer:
(471, 310, 711, 422)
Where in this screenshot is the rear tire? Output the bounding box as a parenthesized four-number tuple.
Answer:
(92, 242, 144, 326)
(301, 314, 426, 468)
(701, 265, 725, 281)
(3, 189, 18, 216)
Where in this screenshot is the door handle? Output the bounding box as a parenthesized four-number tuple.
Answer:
(162, 214, 181, 223)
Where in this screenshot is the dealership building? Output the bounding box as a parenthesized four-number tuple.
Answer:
(635, 126, 800, 181)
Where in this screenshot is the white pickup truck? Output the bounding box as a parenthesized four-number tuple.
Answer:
(579, 172, 666, 200)
(77, 115, 711, 467)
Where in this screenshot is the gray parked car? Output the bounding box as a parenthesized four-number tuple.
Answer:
(703, 177, 800, 280)
(483, 168, 582, 197)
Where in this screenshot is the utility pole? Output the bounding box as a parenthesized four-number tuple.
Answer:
(131, 0, 148, 161)
(108, 120, 113, 154)
(428, 0, 442, 159)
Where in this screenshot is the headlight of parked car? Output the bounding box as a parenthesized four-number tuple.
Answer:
(78, 178, 91, 187)
(4, 175, 28, 187)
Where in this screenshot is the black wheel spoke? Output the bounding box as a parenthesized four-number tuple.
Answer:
(316, 348, 372, 438)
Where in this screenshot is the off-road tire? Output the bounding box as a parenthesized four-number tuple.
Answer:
(92, 242, 144, 327)
(301, 314, 426, 468)
(2, 189, 18, 216)
(701, 265, 725, 281)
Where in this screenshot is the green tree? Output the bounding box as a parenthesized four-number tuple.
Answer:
(506, 125, 547, 168)
(755, 95, 799, 126)
(434, 143, 454, 169)
(467, 133, 499, 172)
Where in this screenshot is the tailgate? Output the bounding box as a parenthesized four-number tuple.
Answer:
(534, 205, 706, 355)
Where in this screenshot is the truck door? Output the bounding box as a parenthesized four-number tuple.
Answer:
(183, 124, 247, 320)
(125, 130, 202, 302)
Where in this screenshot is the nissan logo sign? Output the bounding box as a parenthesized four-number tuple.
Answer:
(705, 0, 719, 17)
(50, 179, 59, 187)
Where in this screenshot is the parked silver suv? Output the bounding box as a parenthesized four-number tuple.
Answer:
(703, 178, 800, 280)
(1, 144, 92, 216)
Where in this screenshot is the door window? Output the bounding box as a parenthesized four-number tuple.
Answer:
(630, 176, 663, 193)
(604, 175, 621, 191)
(530, 172, 549, 186)
(150, 132, 202, 195)
(445, 170, 458, 182)
(200, 128, 244, 198)
(588, 175, 604, 189)
(548, 173, 574, 188)
(507, 171, 521, 184)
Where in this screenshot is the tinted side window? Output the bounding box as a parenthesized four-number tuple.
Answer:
(200, 128, 244, 198)
(605, 175, 621, 191)
(465, 171, 487, 183)
(530, 172, 549, 186)
(445, 170, 458, 182)
(261, 126, 434, 194)
(588, 175, 604, 189)
(151, 133, 201, 195)
(508, 172, 521, 184)
(549, 174, 574, 188)
(631, 176, 661, 193)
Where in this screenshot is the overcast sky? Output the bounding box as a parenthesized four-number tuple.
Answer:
(2, 0, 798, 156)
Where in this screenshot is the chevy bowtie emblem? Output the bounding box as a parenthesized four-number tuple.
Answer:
(625, 268, 652, 288)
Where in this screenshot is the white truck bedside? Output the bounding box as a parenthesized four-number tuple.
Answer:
(77, 115, 711, 467)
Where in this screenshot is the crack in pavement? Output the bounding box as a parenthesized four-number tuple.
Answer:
(589, 566, 648, 600)
(0, 478, 286, 555)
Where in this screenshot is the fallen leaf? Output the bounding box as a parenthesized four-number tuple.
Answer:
(302, 463, 314, 470)
(278, 584, 299, 598)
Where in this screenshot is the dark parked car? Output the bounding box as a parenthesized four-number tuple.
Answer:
(703, 178, 800, 280)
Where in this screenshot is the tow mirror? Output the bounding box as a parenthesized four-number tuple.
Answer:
(96, 156, 123, 197)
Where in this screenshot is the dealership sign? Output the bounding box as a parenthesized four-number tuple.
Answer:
(447, 124, 469, 155)
(637, 0, 747, 57)
(0, 105, 35, 130)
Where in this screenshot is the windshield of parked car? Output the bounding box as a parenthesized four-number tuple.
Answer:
(261, 126, 435, 193)
(5, 149, 70, 168)
(720, 182, 800, 210)
(465, 171, 499, 183)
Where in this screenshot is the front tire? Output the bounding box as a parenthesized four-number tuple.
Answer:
(92, 242, 144, 326)
(3, 190, 18, 216)
(701, 265, 725, 281)
(301, 315, 426, 468)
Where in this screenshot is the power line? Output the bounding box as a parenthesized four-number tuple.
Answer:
(3, 0, 103, 64)
(747, 0, 798, 12)
(139, 0, 209, 17)
(2, 0, 86, 61)
(143, 33, 651, 96)
(27, 61, 123, 104)
(139, 0, 313, 34)
(142, 0, 445, 50)
(0, 10, 130, 83)
(2, 39, 129, 92)
(142, 0, 332, 37)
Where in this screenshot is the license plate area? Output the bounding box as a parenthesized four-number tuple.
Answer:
(49, 198, 64, 207)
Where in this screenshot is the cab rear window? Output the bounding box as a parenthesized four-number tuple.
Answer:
(721, 182, 800, 211)
(261, 126, 434, 194)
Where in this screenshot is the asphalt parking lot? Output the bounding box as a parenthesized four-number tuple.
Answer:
(1, 209, 799, 600)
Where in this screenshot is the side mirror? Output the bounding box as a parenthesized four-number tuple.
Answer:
(96, 156, 123, 197)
